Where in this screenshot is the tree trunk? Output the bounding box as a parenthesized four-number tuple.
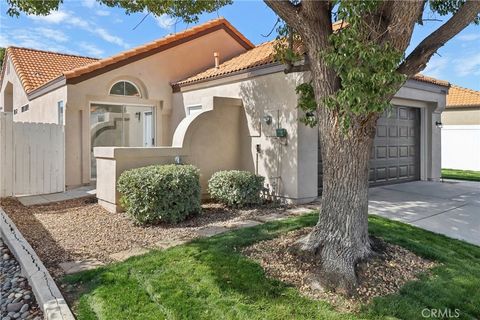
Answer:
(297, 41, 378, 294)
(299, 117, 375, 294)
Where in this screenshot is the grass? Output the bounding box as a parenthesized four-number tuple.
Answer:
(64, 214, 480, 320)
(442, 168, 480, 182)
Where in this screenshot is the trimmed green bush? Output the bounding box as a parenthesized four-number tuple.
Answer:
(117, 164, 201, 224)
(208, 170, 264, 207)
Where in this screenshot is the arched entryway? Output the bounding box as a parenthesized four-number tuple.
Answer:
(3, 82, 13, 112)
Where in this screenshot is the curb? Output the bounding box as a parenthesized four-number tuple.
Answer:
(0, 208, 75, 320)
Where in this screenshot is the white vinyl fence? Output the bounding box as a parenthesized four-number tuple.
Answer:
(0, 113, 65, 196)
(441, 125, 480, 171)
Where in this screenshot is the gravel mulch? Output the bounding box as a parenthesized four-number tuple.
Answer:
(0, 197, 302, 279)
(1, 238, 43, 320)
(243, 227, 437, 312)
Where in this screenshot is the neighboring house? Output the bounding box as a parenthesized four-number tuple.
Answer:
(0, 18, 450, 210)
(441, 85, 480, 171)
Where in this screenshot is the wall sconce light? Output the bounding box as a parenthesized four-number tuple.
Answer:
(135, 112, 141, 121)
(175, 155, 182, 165)
(435, 121, 443, 129)
(263, 114, 272, 125)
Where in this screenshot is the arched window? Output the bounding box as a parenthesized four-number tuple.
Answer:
(109, 81, 141, 97)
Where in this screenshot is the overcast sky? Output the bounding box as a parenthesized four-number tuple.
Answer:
(0, 0, 479, 90)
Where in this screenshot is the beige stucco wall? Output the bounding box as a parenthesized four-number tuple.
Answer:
(174, 70, 317, 203)
(0, 57, 29, 114)
(63, 28, 247, 187)
(172, 97, 243, 194)
(173, 72, 447, 202)
(0, 57, 67, 123)
(442, 108, 480, 125)
(15, 87, 67, 124)
(94, 97, 244, 212)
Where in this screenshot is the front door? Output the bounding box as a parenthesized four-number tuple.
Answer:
(90, 103, 155, 178)
(143, 111, 154, 147)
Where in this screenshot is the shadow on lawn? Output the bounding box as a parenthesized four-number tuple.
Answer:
(63, 215, 480, 320)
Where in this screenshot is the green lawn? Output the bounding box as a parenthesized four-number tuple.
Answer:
(442, 168, 480, 182)
(64, 214, 480, 320)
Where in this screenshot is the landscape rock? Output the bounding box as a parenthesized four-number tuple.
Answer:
(0, 238, 43, 319)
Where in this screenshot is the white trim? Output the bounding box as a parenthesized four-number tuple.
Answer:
(89, 100, 154, 107)
(108, 80, 142, 98)
(186, 104, 203, 116)
(178, 63, 285, 92)
(420, 107, 427, 181)
(442, 124, 480, 130)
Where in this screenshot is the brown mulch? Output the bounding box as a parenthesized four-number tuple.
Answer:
(0, 197, 299, 278)
(243, 227, 437, 312)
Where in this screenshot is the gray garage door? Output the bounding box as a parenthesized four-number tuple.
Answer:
(369, 106, 420, 186)
(318, 105, 420, 195)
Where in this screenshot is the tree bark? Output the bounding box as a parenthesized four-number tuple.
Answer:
(298, 117, 375, 294)
(265, 0, 480, 296)
(292, 32, 378, 293)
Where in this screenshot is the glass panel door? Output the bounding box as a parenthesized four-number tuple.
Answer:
(122, 105, 154, 147)
(90, 103, 154, 178)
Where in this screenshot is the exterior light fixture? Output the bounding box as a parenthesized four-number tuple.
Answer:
(263, 114, 272, 125)
(435, 121, 443, 129)
(174, 156, 182, 165)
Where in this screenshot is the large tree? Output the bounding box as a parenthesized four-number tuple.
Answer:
(7, 0, 480, 294)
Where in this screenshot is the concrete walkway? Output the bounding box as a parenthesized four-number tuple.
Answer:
(369, 180, 480, 246)
(16, 186, 96, 206)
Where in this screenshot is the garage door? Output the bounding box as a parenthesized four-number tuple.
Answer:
(318, 105, 420, 195)
(369, 106, 420, 186)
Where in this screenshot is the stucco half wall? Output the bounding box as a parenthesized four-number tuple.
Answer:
(95, 66, 447, 212)
(95, 96, 244, 213)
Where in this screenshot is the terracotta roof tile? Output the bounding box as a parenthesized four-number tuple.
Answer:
(447, 85, 480, 108)
(1, 18, 253, 94)
(175, 40, 278, 86)
(175, 21, 347, 86)
(175, 26, 449, 89)
(63, 18, 254, 83)
(3, 47, 98, 93)
(411, 74, 450, 88)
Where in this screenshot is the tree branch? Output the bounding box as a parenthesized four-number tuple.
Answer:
(264, 0, 303, 33)
(397, 0, 480, 76)
(381, 0, 424, 52)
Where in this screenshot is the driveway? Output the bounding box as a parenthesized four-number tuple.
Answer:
(369, 180, 480, 246)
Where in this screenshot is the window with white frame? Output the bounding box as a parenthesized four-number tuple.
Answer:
(58, 100, 64, 125)
(187, 105, 202, 116)
(109, 80, 141, 97)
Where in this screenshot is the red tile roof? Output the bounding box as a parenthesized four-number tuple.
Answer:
(1, 18, 254, 94)
(64, 18, 254, 84)
(447, 85, 480, 108)
(175, 23, 450, 89)
(2, 47, 98, 93)
(175, 40, 278, 86)
(411, 74, 450, 88)
(175, 21, 348, 86)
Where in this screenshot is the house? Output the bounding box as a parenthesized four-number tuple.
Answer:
(441, 85, 480, 171)
(0, 18, 449, 211)
(0, 18, 253, 189)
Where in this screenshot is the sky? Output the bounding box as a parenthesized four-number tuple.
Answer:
(0, 0, 479, 90)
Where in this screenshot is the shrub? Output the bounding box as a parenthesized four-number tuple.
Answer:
(208, 170, 264, 207)
(117, 164, 201, 224)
